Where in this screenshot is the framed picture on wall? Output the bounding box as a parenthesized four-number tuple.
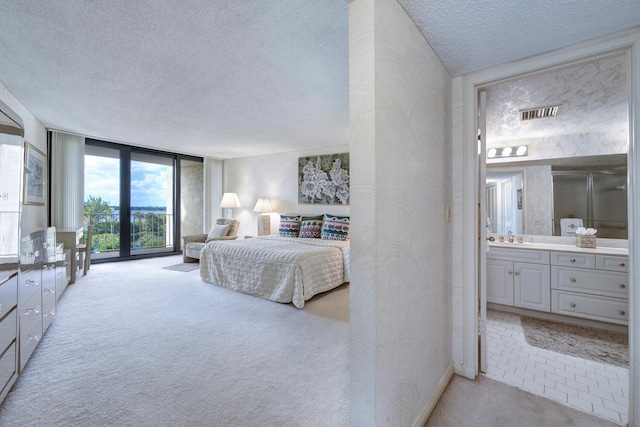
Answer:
(298, 153, 350, 205)
(23, 141, 46, 206)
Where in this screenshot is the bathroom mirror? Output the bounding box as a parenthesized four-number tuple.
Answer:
(486, 154, 627, 239)
(483, 53, 628, 239)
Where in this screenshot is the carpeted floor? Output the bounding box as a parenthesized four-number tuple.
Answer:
(0, 255, 349, 426)
(520, 316, 628, 368)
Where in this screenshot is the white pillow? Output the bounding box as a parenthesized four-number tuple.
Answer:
(205, 224, 230, 242)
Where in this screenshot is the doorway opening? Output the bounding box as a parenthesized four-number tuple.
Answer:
(478, 51, 630, 425)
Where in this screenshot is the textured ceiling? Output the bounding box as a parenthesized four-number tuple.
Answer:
(0, 1, 639, 158)
(0, 1, 349, 158)
(398, 0, 640, 77)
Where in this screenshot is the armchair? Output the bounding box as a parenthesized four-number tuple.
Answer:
(182, 218, 239, 263)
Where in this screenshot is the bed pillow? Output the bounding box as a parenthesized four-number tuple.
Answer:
(278, 215, 301, 237)
(321, 214, 350, 241)
(205, 223, 230, 242)
(298, 215, 324, 238)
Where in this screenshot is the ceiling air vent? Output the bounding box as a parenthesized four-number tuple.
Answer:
(520, 105, 560, 121)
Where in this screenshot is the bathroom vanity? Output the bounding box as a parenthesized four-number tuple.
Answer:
(487, 241, 629, 326)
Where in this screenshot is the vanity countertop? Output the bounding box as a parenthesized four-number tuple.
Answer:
(488, 241, 628, 256)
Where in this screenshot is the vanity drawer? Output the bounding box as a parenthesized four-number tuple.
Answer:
(487, 248, 549, 264)
(550, 252, 595, 269)
(552, 290, 628, 325)
(596, 255, 628, 273)
(551, 266, 628, 298)
(0, 274, 17, 317)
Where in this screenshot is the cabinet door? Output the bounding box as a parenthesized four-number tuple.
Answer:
(514, 262, 550, 312)
(487, 259, 513, 305)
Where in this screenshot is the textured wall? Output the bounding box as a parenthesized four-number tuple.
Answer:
(350, 0, 453, 424)
(180, 163, 203, 244)
(222, 145, 350, 236)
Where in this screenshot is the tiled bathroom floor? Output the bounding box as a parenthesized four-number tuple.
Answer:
(485, 309, 628, 425)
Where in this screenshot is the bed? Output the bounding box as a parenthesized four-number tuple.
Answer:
(199, 235, 350, 308)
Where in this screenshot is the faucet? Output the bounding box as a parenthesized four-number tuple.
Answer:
(508, 231, 514, 243)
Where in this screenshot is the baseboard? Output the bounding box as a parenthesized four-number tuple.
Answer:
(412, 361, 455, 427)
(454, 362, 475, 379)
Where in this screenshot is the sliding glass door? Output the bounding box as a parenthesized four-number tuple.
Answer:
(129, 152, 174, 256)
(85, 139, 202, 262)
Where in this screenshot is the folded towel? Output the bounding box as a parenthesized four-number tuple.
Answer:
(560, 218, 583, 236)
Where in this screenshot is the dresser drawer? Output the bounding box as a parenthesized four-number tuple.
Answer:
(550, 252, 595, 269)
(596, 255, 628, 273)
(0, 274, 17, 317)
(42, 285, 56, 332)
(0, 342, 16, 394)
(18, 267, 41, 304)
(487, 248, 549, 264)
(552, 290, 628, 325)
(19, 292, 42, 371)
(0, 309, 16, 355)
(551, 266, 628, 298)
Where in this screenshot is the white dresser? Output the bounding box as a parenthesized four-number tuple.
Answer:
(487, 243, 629, 326)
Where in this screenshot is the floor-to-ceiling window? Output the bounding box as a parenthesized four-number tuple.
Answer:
(84, 138, 202, 262)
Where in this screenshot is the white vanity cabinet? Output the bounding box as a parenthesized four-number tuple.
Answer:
(487, 248, 551, 312)
(551, 252, 628, 325)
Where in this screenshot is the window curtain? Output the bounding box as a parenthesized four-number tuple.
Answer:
(203, 158, 222, 233)
(50, 131, 85, 230)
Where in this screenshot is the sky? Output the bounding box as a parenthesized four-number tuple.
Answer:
(84, 155, 170, 208)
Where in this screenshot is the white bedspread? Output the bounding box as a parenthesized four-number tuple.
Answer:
(200, 235, 350, 308)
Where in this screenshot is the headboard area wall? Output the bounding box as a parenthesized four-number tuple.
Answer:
(222, 144, 350, 236)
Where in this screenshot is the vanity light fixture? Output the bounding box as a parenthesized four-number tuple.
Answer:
(487, 145, 528, 158)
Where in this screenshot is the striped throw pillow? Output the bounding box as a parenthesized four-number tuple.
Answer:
(321, 214, 350, 241)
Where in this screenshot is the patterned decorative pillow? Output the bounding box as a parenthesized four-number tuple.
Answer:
(298, 215, 324, 238)
(278, 215, 301, 237)
(321, 214, 350, 241)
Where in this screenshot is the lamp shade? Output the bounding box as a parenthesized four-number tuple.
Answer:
(220, 192, 241, 208)
(253, 198, 273, 213)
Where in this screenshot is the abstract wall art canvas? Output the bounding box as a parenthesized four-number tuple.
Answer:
(298, 153, 349, 205)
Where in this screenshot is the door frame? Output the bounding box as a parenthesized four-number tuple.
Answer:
(460, 29, 640, 424)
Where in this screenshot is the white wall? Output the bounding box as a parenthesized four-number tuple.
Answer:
(0, 83, 47, 235)
(222, 145, 349, 236)
(349, 0, 453, 425)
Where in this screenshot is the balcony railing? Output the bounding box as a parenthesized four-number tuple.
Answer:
(85, 212, 174, 255)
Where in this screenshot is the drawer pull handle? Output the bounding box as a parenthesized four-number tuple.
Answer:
(570, 258, 576, 263)
(27, 335, 40, 343)
(620, 284, 626, 289)
(619, 310, 626, 316)
(514, 271, 520, 276)
(619, 262, 626, 267)
(508, 270, 513, 275)
(570, 278, 576, 283)
(570, 302, 576, 308)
